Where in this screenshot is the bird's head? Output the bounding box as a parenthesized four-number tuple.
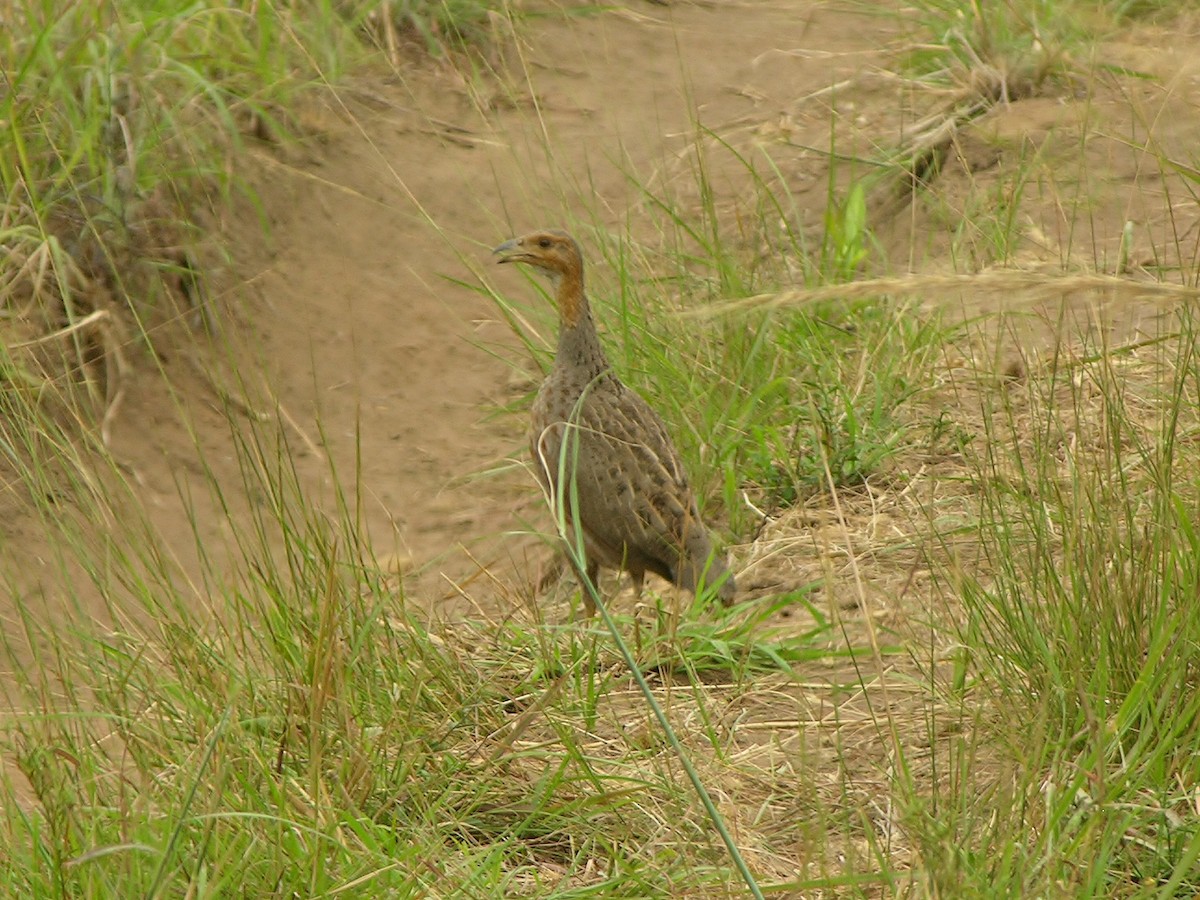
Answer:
(492, 230, 583, 286)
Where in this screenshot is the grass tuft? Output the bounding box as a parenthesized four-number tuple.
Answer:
(7, 0, 1200, 895)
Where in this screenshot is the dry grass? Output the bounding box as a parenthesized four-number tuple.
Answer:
(5, 0, 1200, 896)
(704, 270, 1200, 317)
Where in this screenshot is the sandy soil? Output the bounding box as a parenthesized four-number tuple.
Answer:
(3, 1, 1200, 883)
(4, 0, 1199, 658)
(101, 1, 909, 617)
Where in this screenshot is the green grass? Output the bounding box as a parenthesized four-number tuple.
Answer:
(894, 0, 1198, 89)
(5, 0, 1200, 896)
(0, 411, 820, 896)
(918, 305, 1200, 895)
(1, 1, 340, 302)
(0, 0, 493, 386)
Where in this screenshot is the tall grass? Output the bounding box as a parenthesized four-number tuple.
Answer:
(5, 0, 1200, 896)
(932, 306, 1200, 893)
(2, 2, 338, 296)
(0, 400, 830, 895)
(0, 0, 491, 379)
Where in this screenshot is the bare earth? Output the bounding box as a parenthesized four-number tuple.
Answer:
(3, 1, 1200, 877)
(98, 1, 915, 617)
(5, 0, 1199, 638)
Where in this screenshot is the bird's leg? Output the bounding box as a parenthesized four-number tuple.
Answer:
(630, 571, 645, 602)
(535, 554, 565, 594)
(580, 560, 599, 619)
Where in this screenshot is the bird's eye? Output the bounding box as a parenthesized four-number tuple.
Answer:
(538, 238, 552, 249)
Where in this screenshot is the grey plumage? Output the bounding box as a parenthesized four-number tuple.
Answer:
(494, 229, 736, 615)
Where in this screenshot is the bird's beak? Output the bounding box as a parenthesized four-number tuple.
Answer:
(492, 238, 521, 263)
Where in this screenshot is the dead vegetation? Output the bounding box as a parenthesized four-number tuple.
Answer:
(3, 0, 1200, 895)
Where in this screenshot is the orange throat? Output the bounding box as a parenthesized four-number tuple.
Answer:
(555, 269, 587, 328)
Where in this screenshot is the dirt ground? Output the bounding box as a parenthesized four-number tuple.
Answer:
(5, 0, 1200, 666)
(4, 1, 1200, 887)
(80, 1, 918, 619)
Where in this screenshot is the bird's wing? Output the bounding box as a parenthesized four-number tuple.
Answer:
(563, 384, 702, 578)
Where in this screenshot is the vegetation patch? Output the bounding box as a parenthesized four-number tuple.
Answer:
(3, 0, 1200, 896)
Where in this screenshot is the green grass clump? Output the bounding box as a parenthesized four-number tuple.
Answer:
(897, 0, 1200, 90)
(0, 411, 809, 897)
(2, 1, 338, 308)
(0, 0, 494, 388)
(926, 310, 1200, 894)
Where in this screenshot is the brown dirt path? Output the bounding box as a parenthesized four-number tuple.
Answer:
(150, 1, 901, 613)
(3, 0, 1199, 868)
(4, 1, 1196, 637)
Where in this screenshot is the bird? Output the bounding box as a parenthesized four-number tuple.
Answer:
(493, 229, 736, 616)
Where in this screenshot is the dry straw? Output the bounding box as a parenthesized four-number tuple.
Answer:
(695, 271, 1200, 317)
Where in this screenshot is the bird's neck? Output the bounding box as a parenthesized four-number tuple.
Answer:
(554, 270, 609, 376)
(553, 267, 586, 328)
